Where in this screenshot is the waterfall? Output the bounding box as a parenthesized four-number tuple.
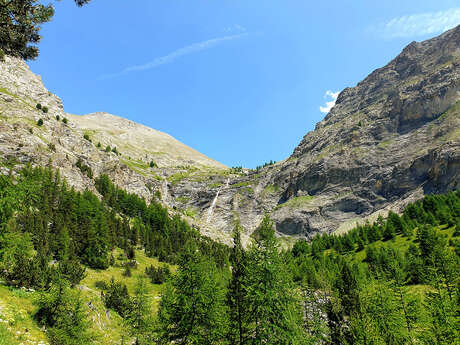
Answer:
(206, 178, 230, 223)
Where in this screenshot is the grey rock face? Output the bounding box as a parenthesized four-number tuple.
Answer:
(0, 26, 459, 244)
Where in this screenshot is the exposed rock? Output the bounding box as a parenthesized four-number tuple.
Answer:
(0, 26, 459, 244)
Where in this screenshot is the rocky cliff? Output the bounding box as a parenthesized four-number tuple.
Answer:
(0, 26, 459, 244)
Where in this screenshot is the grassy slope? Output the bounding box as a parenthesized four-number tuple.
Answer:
(0, 248, 173, 345)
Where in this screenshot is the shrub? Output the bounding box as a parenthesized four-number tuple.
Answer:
(145, 264, 171, 284)
(56, 115, 60, 121)
(103, 278, 132, 317)
(62, 118, 68, 124)
(42, 106, 48, 113)
(83, 133, 90, 141)
(105, 145, 111, 152)
(95, 280, 108, 290)
(36, 103, 42, 110)
(111, 147, 118, 154)
(37, 119, 43, 126)
(123, 265, 132, 277)
(149, 161, 157, 168)
(97, 142, 101, 148)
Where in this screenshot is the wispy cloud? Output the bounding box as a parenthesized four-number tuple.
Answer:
(224, 24, 247, 34)
(371, 8, 460, 39)
(319, 90, 339, 114)
(100, 32, 249, 79)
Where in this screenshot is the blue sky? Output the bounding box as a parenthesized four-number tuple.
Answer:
(29, 0, 460, 168)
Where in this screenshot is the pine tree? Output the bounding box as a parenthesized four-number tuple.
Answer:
(227, 222, 250, 345)
(244, 216, 306, 344)
(125, 277, 153, 345)
(35, 276, 93, 345)
(156, 242, 228, 344)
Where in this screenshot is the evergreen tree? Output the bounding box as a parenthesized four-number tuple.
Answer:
(0, 0, 90, 60)
(227, 222, 250, 345)
(35, 277, 93, 345)
(125, 277, 153, 345)
(244, 216, 306, 344)
(156, 242, 228, 344)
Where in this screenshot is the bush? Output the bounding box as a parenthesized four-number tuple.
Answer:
(83, 133, 90, 141)
(57, 259, 86, 287)
(103, 278, 132, 317)
(56, 115, 60, 121)
(42, 106, 48, 113)
(105, 145, 111, 152)
(62, 118, 68, 124)
(97, 142, 101, 148)
(94, 280, 108, 290)
(123, 265, 132, 277)
(149, 161, 157, 168)
(145, 264, 171, 284)
(37, 119, 43, 126)
(36, 103, 42, 110)
(111, 147, 118, 154)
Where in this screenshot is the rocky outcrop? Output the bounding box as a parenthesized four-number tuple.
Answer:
(172, 25, 459, 241)
(0, 26, 459, 244)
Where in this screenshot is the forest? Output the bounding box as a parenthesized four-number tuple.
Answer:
(0, 164, 458, 344)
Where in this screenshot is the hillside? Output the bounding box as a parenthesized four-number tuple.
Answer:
(0, 26, 459, 244)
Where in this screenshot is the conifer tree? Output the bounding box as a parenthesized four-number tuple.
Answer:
(126, 277, 153, 345)
(156, 242, 228, 344)
(227, 222, 250, 345)
(244, 216, 306, 344)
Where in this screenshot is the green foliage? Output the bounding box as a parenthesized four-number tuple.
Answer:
(125, 277, 154, 345)
(227, 222, 251, 345)
(0, 229, 38, 287)
(75, 158, 93, 179)
(156, 242, 229, 344)
(145, 264, 170, 284)
(56, 115, 60, 121)
(255, 159, 276, 171)
(35, 278, 93, 345)
(289, 190, 460, 344)
(42, 106, 48, 113)
(36, 118, 43, 126)
(83, 133, 90, 141)
(149, 160, 157, 168)
(62, 117, 68, 124)
(94, 174, 230, 267)
(102, 278, 132, 318)
(0, 0, 90, 60)
(244, 217, 307, 344)
(36, 103, 42, 110)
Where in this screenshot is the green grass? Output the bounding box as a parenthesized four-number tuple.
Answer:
(377, 139, 392, 149)
(167, 172, 190, 185)
(176, 196, 190, 204)
(0, 87, 35, 111)
(232, 181, 252, 188)
(276, 195, 314, 209)
(0, 247, 174, 345)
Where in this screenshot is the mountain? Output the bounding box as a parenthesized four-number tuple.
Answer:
(0, 26, 459, 243)
(166, 25, 460, 241)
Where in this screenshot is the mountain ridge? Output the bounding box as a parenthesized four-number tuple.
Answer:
(0, 26, 459, 243)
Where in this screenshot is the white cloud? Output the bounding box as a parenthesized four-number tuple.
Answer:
(373, 8, 460, 38)
(100, 32, 248, 79)
(319, 90, 339, 114)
